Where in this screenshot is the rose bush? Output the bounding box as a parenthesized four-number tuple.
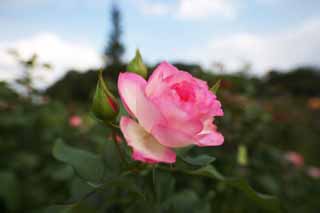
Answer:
(118, 62, 224, 163)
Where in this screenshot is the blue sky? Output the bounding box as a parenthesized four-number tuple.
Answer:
(1, 0, 320, 86)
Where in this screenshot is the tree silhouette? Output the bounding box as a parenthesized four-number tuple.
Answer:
(104, 3, 125, 66)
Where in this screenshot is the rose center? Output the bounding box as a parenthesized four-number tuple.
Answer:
(171, 82, 196, 102)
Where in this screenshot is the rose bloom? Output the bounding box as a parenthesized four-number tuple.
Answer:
(118, 62, 224, 163)
(307, 167, 320, 179)
(285, 151, 304, 167)
(69, 115, 82, 128)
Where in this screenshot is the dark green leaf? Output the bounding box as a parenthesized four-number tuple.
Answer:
(44, 202, 96, 213)
(163, 190, 199, 213)
(226, 178, 282, 212)
(174, 146, 193, 156)
(187, 165, 282, 212)
(52, 140, 105, 184)
(69, 178, 96, 202)
(155, 170, 175, 203)
(0, 171, 20, 211)
(181, 155, 216, 166)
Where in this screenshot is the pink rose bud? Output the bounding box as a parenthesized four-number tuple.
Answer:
(107, 134, 122, 143)
(69, 115, 82, 127)
(91, 70, 119, 123)
(115, 134, 122, 143)
(118, 61, 224, 164)
(127, 49, 148, 78)
(307, 166, 320, 179)
(285, 151, 304, 167)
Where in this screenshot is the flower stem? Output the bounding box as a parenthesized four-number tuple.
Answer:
(152, 166, 160, 212)
(111, 129, 127, 166)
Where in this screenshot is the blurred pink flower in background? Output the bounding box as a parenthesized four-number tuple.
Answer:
(307, 166, 320, 179)
(285, 151, 304, 167)
(69, 115, 82, 127)
(118, 62, 224, 164)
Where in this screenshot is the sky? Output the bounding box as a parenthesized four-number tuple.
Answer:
(0, 0, 320, 87)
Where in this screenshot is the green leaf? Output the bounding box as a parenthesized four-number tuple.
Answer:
(187, 165, 282, 213)
(174, 146, 193, 156)
(44, 202, 96, 213)
(163, 190, 199, 213)
(155, 170, 175, 203)
(225, 178, 282, 212)
(181, 155, 216, 166)
(51, 165, 74, 181)
(69, 177, 96, 202)
(127, 49, 148, 78)
(210, 79, 221, 94)
(52, 140, 105, 184)
(0, 171, 20, 211)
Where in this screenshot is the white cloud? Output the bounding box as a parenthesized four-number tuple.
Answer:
(0, 33, 103, 89)
(177, 0, 236, 20)
(189, 19, 320, 74)
(136, 0, 171, 16)
(135, 0, 237, 20)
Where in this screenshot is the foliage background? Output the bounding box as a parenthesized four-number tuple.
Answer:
(0, 3, 320, 213)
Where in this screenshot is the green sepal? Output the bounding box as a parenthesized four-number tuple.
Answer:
(127, 49, 148, 78)
(210, 79, 221, 94)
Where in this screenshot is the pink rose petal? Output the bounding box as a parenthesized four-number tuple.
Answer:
(120, 116, 176, 163)
(146, 61, 179, 97)
(151, 124, 196, 148)
(195, 119, 224, 146)
(118, 72, 166, 132)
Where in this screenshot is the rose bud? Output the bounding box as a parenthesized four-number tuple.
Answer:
(127, 49, 148, 79)
(91, 70, 119, 123)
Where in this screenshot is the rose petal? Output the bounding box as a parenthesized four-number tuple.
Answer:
(120, 116, 176, 164)
(151, 94, 203, 135)
(146, 61, 179, 97)
(151, 124, 196, 148)
(209, 98, 224, 117)
(118, 72, 165, 132)
(196, 130, 224, 146)
(195, 120, 224, 146)
(118, 72, 146, 116)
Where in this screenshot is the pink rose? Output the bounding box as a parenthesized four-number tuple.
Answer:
(285, 151, 304, 167)
(307, 166, 320, 179)
(69, 115, 82, 128)
(118, 62, 224, 164)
